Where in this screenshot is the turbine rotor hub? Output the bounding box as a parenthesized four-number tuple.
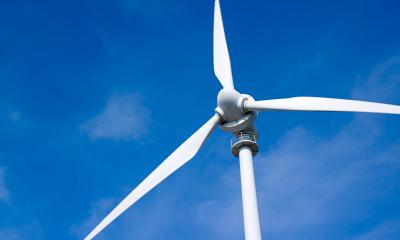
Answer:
(216, 88, 245, 121)
(215, 89, 257, 133)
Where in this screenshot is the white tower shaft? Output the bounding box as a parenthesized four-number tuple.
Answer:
(239, 146, 262, 240)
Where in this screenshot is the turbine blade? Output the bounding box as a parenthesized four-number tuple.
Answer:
(214, 0, 235, 89)
(245, 97, 400, 114)
(84, 114, 220, 240)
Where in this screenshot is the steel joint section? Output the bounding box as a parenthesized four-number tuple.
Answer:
(231, 130, 259, 157)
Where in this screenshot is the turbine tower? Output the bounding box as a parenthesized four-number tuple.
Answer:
(84, 1, 400, 239)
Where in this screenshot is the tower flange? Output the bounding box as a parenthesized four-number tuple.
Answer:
(231, 130, 259, 157)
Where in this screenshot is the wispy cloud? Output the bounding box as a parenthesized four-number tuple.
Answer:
(0, 167, 10, 203)
(193, 57, 400, 239)
(352, 57, 400, 102)
(73, 177, 190, 240)
(74, 58, 400, 239)
(71, 198, 115, 239)
(0, 229, 22, 240)
(0, 223, 43, 240)
(80, 92, 150, 141)
(8, 111, 20, 121)
(353, 221, 400, 240)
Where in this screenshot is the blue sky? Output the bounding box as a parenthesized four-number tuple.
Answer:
(1, 0, 400, 239)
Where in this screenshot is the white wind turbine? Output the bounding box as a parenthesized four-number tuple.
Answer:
(84, 1, 400, 239)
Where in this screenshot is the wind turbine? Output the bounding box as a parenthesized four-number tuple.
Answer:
(84, 1, 400, 239)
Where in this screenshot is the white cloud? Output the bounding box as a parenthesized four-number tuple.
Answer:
(80, 92, 150, 141)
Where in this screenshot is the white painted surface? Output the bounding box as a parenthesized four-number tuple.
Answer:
(239, 146, 262, 240)
(246, 97, 400, 114)
(213, 0, 234, 89)
(84, 115, 220, 240)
